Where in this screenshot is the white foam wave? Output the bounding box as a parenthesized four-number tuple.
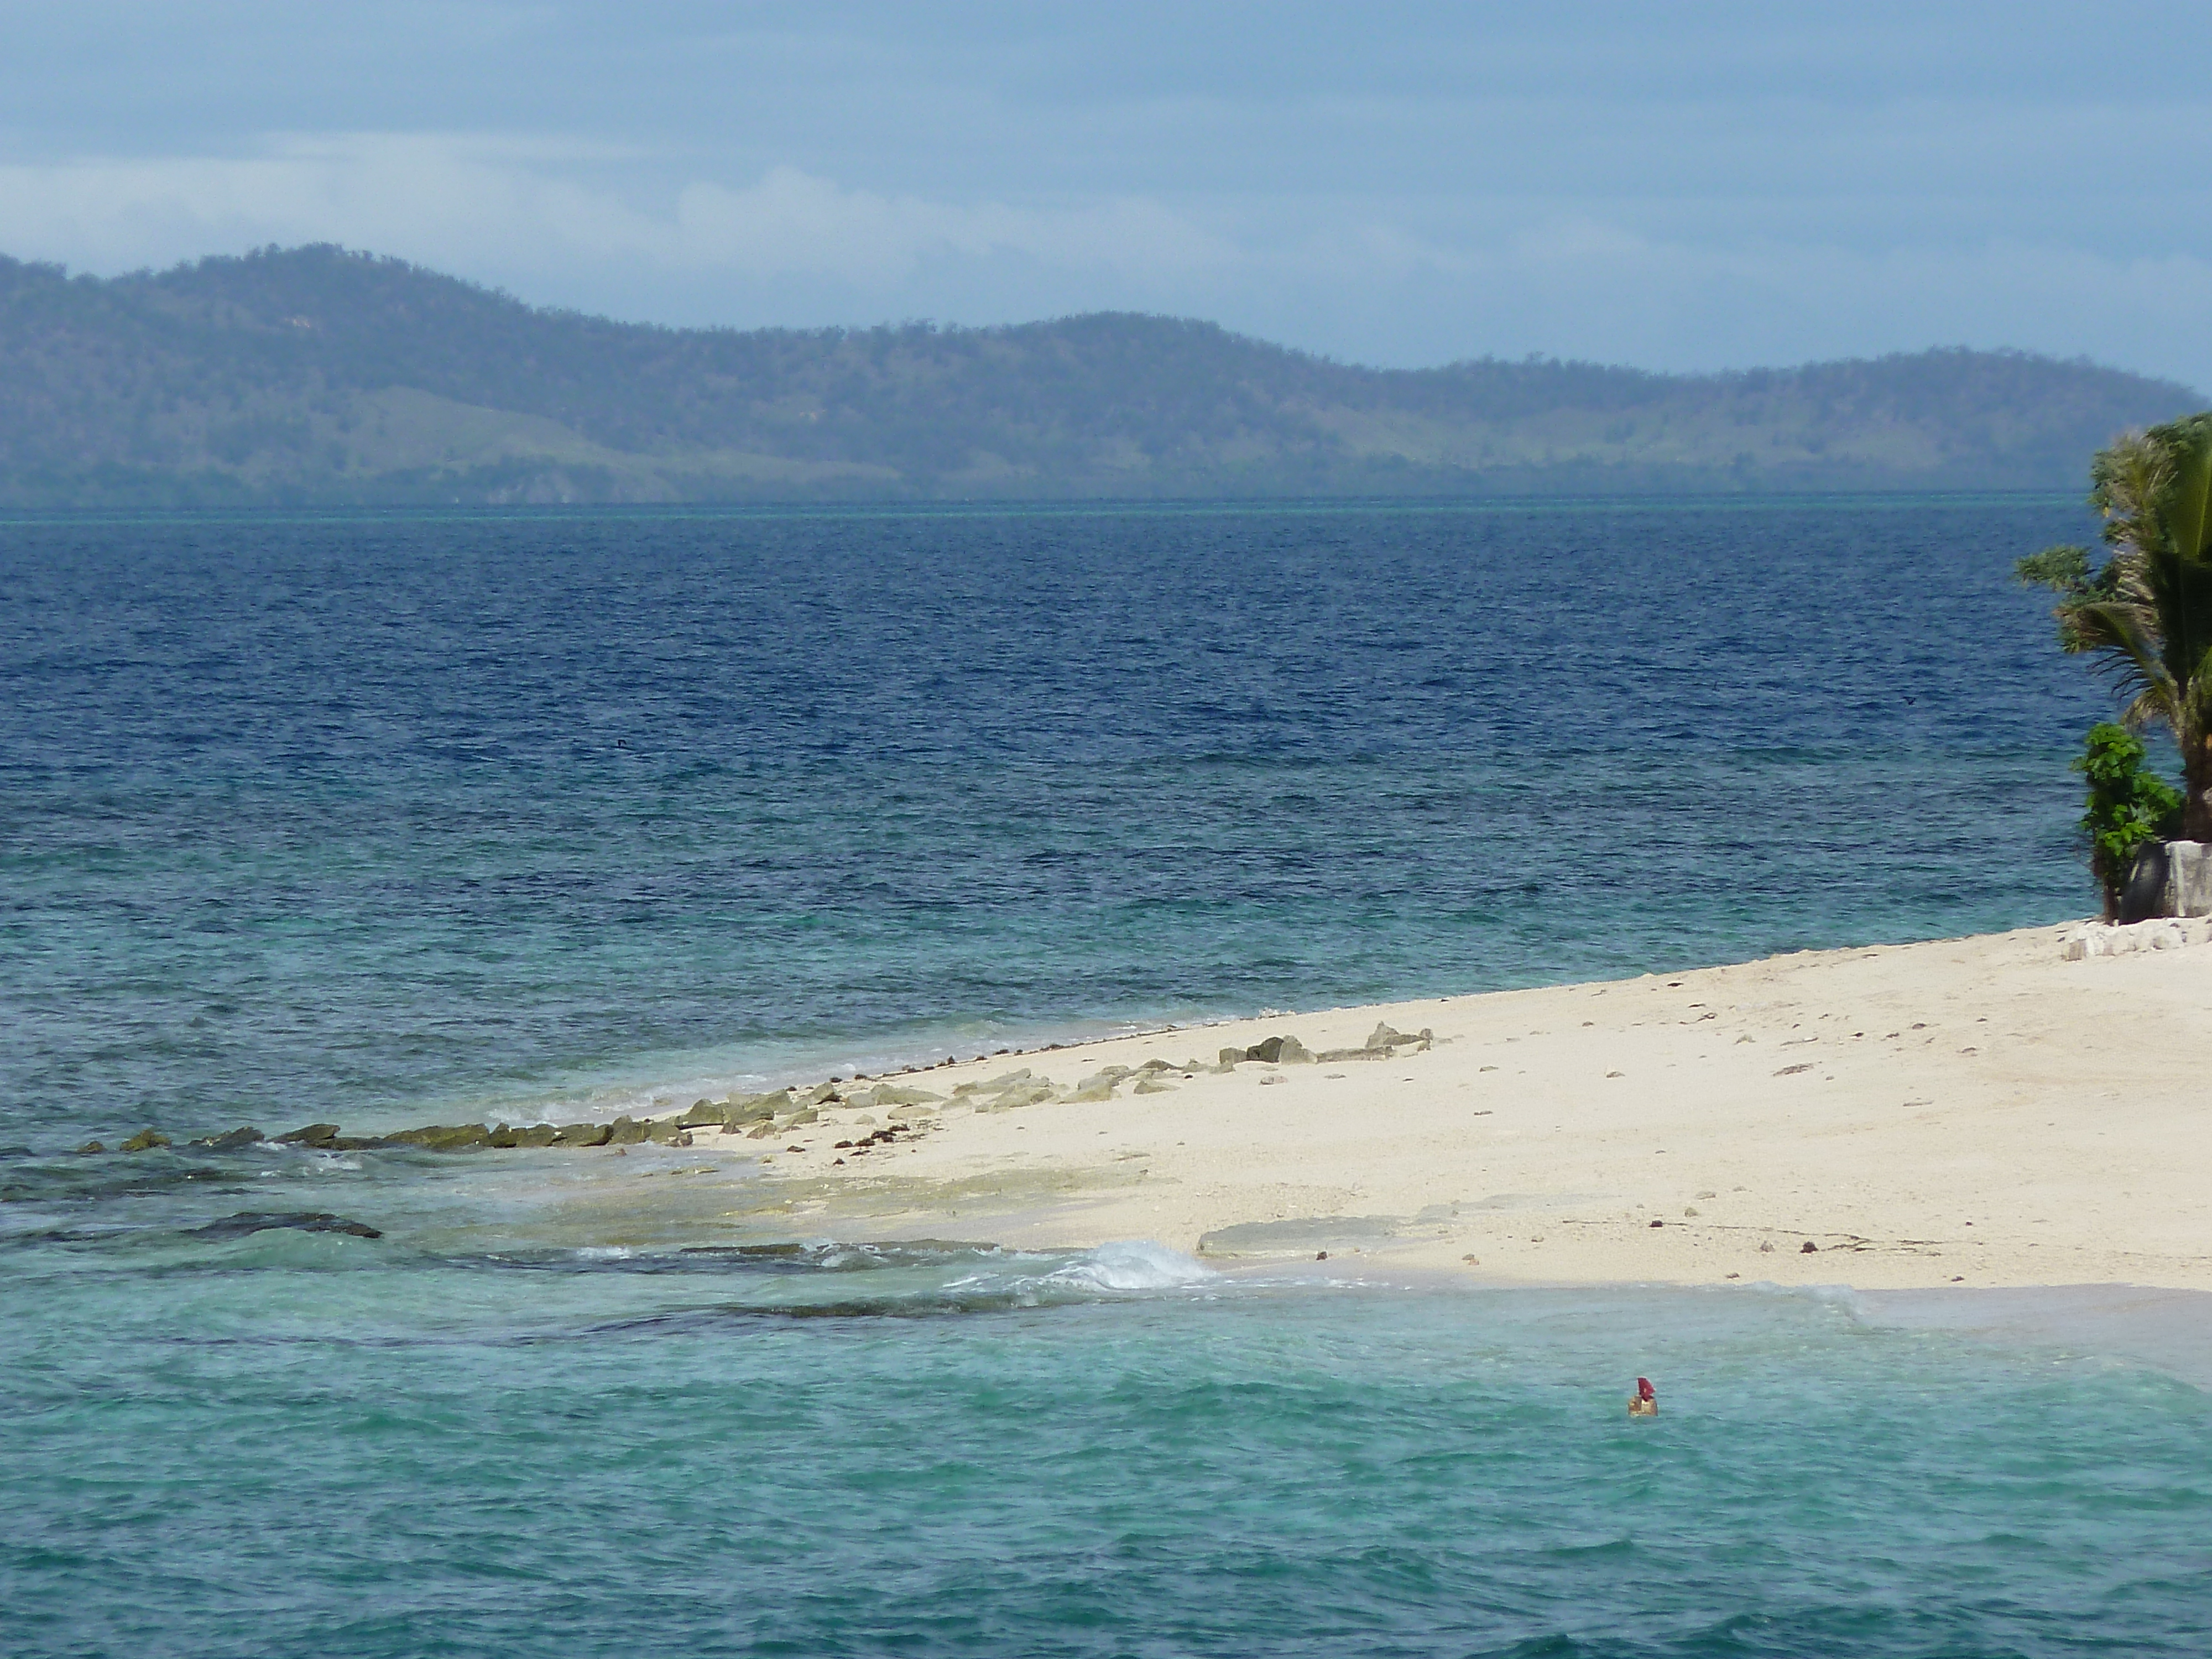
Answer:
(1044, 1240, 1215, 1292)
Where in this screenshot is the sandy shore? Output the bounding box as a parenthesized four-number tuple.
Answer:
(680, 922, 2212, 1291)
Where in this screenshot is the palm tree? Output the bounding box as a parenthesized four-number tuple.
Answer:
(2018, 411, 2212, 840)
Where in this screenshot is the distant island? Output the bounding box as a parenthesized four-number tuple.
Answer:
(0, 244, 2200, 507)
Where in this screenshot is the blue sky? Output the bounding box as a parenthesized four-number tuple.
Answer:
(5, 1, 2210, 388)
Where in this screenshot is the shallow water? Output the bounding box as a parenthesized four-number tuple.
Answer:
(7, 499, 2189, 1657)
(9, 1203, 2210, 1657)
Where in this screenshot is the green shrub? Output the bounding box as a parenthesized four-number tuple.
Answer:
(2074, 723, 2183, 917)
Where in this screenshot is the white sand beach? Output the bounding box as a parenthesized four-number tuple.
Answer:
(702, 922, 2212, 1291)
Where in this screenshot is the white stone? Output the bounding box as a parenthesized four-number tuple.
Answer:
(2164, 841, 2212, 916)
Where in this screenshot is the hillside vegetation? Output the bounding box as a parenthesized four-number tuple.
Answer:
(0, 245, 2199, 505)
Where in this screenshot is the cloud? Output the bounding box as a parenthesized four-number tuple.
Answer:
(669, 168, 1232, 285)
(3, 132, 2212, 394)
(0, 135, 1232, 294)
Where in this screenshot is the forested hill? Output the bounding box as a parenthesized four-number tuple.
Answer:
(0, 244, 2199, 505)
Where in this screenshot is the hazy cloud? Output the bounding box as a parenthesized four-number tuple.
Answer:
(5, 4, 2212, 388)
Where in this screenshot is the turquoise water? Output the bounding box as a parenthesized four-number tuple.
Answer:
(7, 499, 2203, 1656)
(10, 1198, 2209, 1656)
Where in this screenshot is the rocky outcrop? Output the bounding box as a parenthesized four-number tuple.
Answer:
(72, 1020, 1430, 1157)
(2119, 840, 2212, 922)
(2060, 916, 2212, 958)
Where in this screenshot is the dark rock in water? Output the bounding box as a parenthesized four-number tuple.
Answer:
(553, 1121, 611, 1147)
(189, 1211, 383, 1241)
(278, 1123, 341, 1148)
(76, 1140, 106, 1155)
(488, 1124, 518, 1149)
(647, 1119, 692, 1145)
(196, 1126, 267, 1151)
(604, 1115, 649, 1146)
(119, 1128, 170, 1152)
(508, 1124, 558, 1148)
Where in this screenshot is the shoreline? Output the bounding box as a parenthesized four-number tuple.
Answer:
(641, 920, 2212, 1296)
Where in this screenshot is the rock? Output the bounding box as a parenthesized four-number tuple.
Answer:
(1276, 1036, 1314, 1065)
(2121, 844, 2172, 924)
(604, 1116, 649, 1146)
(278, 1123, 341, 1147)
(678, 1099, 730, 1128)
(1800, 1240, 1818, 1253)
(782, 1106, 821, 1128)
(805, 1084, 839, 1105)
(75, 1140, 106, 1155)
(488, 1124, 519, 1149)
(1244, 1037, 1286, 1063)
(1138, 1058, 1176, 1073)
(869, 1085, 944, 1107)
(2164, 840, 2212, 916)
(1364, 1023, 1433, 1052)
(119, 1128, 171, 1152)
(189, 1211, 383, 1241)
(975, 1081, 1057, 1112)
(747, 1120, 779, 1139)
(1133, 1078, 1177, 1094)
(553, 1121, 611, 1147)
(1067, 1073, 1119, 1102)
(387, 1123, 491, 1151)
(509, 1124, 559, 1147)
(196, 1126, 266, 1151)
(1218, 1047, 1245, 1067)
(646, 1119, 693, 1145)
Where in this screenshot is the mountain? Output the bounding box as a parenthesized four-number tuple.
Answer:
(0, 244, 2199, 505)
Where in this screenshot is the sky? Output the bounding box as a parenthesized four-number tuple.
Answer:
(4, 1, 2211, 388)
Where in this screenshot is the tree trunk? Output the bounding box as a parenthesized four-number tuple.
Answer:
(2188, 731, 2212, 843)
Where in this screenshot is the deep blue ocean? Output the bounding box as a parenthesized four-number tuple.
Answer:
(6, 499, 2208, 1657)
